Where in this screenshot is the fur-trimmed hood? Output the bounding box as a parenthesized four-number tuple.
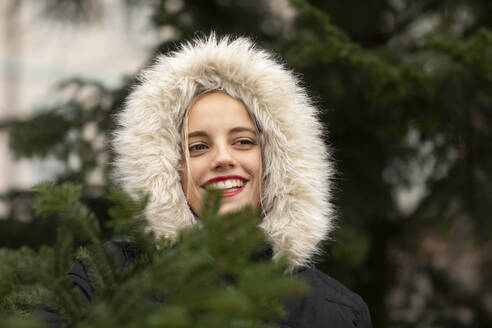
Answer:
(113, 35, 335, 268)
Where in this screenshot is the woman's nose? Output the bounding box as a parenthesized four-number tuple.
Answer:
(211, 145, 236, 170)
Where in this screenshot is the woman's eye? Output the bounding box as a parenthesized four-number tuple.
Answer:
(189, 144, 207, 152)
(235, 139, 256, 147)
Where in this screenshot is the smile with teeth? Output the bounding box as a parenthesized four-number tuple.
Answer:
(205, 179, 246, 192)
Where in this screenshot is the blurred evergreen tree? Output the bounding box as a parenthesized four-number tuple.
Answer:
(1, 0, 491, 327)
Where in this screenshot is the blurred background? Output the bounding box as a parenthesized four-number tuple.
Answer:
(1, 0, 491, 326)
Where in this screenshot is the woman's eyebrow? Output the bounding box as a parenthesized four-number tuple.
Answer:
(188, 127, 257, 139)
(187, 131, 208, 138)
(229, 127, 257, 135)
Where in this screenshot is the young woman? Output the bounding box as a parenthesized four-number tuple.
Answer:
(38, 35, 371, 328)
(112, 35, 371, 327)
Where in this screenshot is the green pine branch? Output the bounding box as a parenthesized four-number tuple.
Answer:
(0, 182, 305, 327)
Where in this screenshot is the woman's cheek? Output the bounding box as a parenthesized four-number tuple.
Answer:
(189, 158, 205, 186)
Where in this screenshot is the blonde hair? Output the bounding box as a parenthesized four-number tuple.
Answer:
(180, 90, 265, 216)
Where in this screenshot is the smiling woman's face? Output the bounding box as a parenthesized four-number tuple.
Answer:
(181, 91, 261, 216)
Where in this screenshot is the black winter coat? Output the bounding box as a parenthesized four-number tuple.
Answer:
(36, 241, 371, 328)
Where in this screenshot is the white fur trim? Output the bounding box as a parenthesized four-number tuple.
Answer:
(113, 35, 335, 267)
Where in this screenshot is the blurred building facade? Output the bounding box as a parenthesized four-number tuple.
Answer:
(0, 0, 159, 202)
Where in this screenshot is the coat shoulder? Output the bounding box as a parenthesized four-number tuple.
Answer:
(282, 267, 372, 328)
(306, 268, 368, 312)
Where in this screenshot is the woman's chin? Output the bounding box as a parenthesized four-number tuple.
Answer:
(217, 201, 259, 216)
(218, 202, 249, 215)
(218, 203, 241, 215)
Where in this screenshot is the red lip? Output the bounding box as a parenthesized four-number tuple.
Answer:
(223, 183, 246, 197)
(203, 175, 247, 187)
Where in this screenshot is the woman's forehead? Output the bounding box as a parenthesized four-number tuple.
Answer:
(186, 92, 256, 129)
